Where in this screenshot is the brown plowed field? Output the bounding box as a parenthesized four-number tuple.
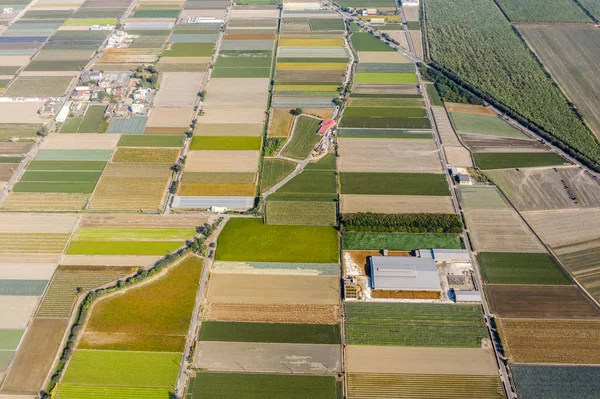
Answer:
(204, 303, 341, 324)
(0, 297, 40, 329)
(523, 209, 600, 247)
(461, 133, 548, 153)
(486, 284, 600, 319)
(446, 103, 496, 116)
(0, 318, 69, 395)
(341, 194, 453, 214)
(498, 318, 600, 364)
(154, 72, 205, 108)
(346, 346, 499, 375)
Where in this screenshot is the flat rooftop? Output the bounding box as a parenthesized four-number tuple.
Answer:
(370, 256, 442, 291)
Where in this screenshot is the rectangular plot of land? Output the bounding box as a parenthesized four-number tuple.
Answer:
(340, 172, 450, 196)
(40, 133, 119, 150)
(478, 252, 571, 286)
(2, 76, 73, 97)
(524, 209, 600, 248)
(358, 51, 411, 63)
(338, 138, 441, 173)
(147, 107, 194, 127)
(195, 342, 341, 374)
(106, 116, 147, 135)
(346, 346, 499, 375)
(35, 149, 112, 161)
(154, 72, 205, 107)
(211, 261, 339, 276)
(184, 150, 259, 173)
(207, 274, 340, 305)
(0, 296, 39, 329)
(60, 255, 160, 267)
(0, 263, 56, 280)
(457, 186, 509, 210)
(199, 321, 340, 344)
(486, 285, 600, 319)
(204, 303, 341, 324)
(464, 209, 545, 253)
(88, 176, 169, 211)
(0, 103, 46, 123)
(341, 194, 454, 214)
(511, 365, 600, 399)
(0, 213, 78, 233)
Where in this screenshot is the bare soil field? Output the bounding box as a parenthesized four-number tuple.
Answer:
(2, 76, 73, 98)
(206, 274, 340, 305)
(195, 123, 263, 137)
(346, 346, 498, 375)
(0, 296, 39, 329)
(444, 147, 473, 167)
(460, 133, 548, 153)
(0, 263, 56, 280)
(446, 103, 496, 116)
(80, 214, 209, 228)
(518, 25, 600, 139)
(0, 142, 35, 155)
(338, 138, 442, 173)
(201, 108, 266, 124)
(0, 56, 31, 66)
(147, 107, 194, 127)
(432, 106, 464, 147)
(203, 91, 268, 107)
(352, 84, 418, 95)
(195, 342, 341, 374)
(99, 48, 160, 63)
(40, 133, 120, 150)
(498, 318, 600, 364)
(357, 51, 412, 63)
(486, 167, 600, 211)
(0, 103, 46, 123)
(184, 150, 259, 173)
(60, 255, 161, 267)
(204, 303, 341, 324)
(154, 72, 205, 107)
(1, 193, 90, 211)
(0, 213, 78, 233)
(341, 194, 453, 214)
(457, 186, 509, 210)
(386, 31, 409, 50)
(410, 30, 423, 59)
(230, 9, 279, 19)
(0, 254, 60, 264)
(464, 209, 545, 253)
(486, 285, 600, 319)
(0, 318, 68, 395)
(402, 4, 419, 21)
(275, 70, 344, 82)
(102, 163, 172, 178)
(523, 209, 600, 247)
(20, 71, 80, 77)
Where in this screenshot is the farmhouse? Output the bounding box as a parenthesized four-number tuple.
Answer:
(370, 256, 442, 296)
(318, 119, 336, 134)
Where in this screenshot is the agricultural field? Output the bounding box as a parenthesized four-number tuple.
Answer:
(495, 0, 592, 23)
(265, 201, 337, 226)
(260, 158, 297, 192)
(478, 252, 570, 285)
(341, 194, 453, 214)
(340, 172, 450, 196)
(424, 0, 600, 165)
(344, 302, 487, 347)
(342, 232, 462, 250)
(511, 365, 600, 399)
(199, 321, 340, 344)
(473, 152, 566, 170)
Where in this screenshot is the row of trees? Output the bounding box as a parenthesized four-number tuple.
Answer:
(340, 212, 463, 234)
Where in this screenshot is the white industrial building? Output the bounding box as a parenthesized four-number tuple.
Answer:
(370, 256, 442, 292)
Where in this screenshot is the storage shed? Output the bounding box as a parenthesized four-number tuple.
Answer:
(370, 256, 442, 292)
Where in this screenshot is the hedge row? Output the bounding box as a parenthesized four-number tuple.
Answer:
(340, 212, 463, 234)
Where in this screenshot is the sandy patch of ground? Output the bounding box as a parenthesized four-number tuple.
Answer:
(358, 51, 412, 63)
(40, 133, 120, 150)
(147, 107, 195, 127)
(154, 72, 206, 108)
(0, 103, 46, 124)
(444, 146, 473, 167)
(386, 31, 409, 51)
(201, 108, 266, 124)
(0, 56, 31, 66)
(432, 106, 461, 146)
(341, 194, 454, 214)
(230, 9, 279, 19)
(0, 263, 57, 280)
(446, 103, 496, 116)
(80, 214, 210, 228)
(185, 150, 260, 172)
(0, 213, 78, 233)
(204, 303, 341, 324)
(523, 208, 600, 247)
(402, 5, 419, 21)
(0, 296, 40, 329)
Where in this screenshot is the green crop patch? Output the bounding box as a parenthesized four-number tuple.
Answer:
(341, 116, 431, 129)
(511, 365, 600, 399)
(0, 157, 22, 163)
(13, 181, 97, 193)
(495, 0, 591, 23)
(0, 329, 24, 350)
(450, 112, 525, 138)
(190, 136, 262, 150)
(62, 350, 180, 387)
(162, 42, 214, 57)
(351, 32, 394, 51)
(357, 63, 415, 73)
(280, 115, 322, 160)
(344, 107, 426, 118)
(78, 105, 107, 133)
(478, 252, 571, 285)
(265, 201, 337, 226)
(216, 218, 339, 263)
(474, 152, 566, 170)
(118, 135, 184, 147)
(66, 241, 183, 255)
(55, 385, 171, 399)
(305, 153, 336, 171)
(345, 302, 487, 347)
(348, 97, 424, 107)
(342, 232, 462, 250)
(199, 321, 341, 344)
(211, 67, 271, 78)
(25, 60, 87, 71)
(261, 158, 296, 192)
(310, 18, 345, 31)
(340, 213, 463, 234)
(188, 373, 341, 399)
(20, 171, 101, 183)
(270, 170, 337, 202)
(60, 118, 83, 133)
(340, 172, 450, 196)
(27, 161, 106, 171)
(133, 9, 181, 18)
(355, 73, 417, 84)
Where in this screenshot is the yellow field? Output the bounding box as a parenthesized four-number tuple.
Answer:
(279, 38, 345, 47)
(277, 62, 347, 70)
(178, 183, 256, 196)
(269, 109, 294, 137)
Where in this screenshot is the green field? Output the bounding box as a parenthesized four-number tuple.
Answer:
(340, 116, 430, 129)
(579, 0, 600, 19)
(27, 161, 106, 171)
(474, 152, 566, 169)
(78, 105, 107, 133)
(425, 0, 600, 165)
(355, 73, 417, 84)
(13, 181, 97, 193)
(340, 172, 450, 196)
(265, 201, 337, 226)
(305, 153, 336, 170)
(216, 218, 338, 263)
(0, 329, 24, 350)
(211, 67, 271, 78)
(60, 118, 83, 133)
(190, 136, 262, 150)
(66, 241, 183, 255)
(495, 0, 591, 23)
(118, 135, 184, 147)
(188, 373, 341, 399)
(132, 9, 180, 18)
(261, 158, 297, 192)
(342, 232, 462, 250)
(426, 83, 443, 107)
(55, 385, 170, 399)
(351, 32, 394, 51)
(280, 116, 322, 160)
(344, 302, 487, 347)
(478, 252, 571, 285)
(270, 170, 336, 201)
(20, 171, 101, 183)
(62, 350, 180, 387)
(162, 42, 214, 57)
(199, 321, 340, 344)
(449, 112, 525, 138)
(348, 97, 423, 107)
(310, 18, 345, 31)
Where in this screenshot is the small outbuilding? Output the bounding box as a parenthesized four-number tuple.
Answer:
(370, 256, 442, 298)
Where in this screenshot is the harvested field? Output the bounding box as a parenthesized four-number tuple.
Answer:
(194, 342, 341, 374)
(338, 138, 441, 173)
(0, 318, 69, 395)
(182, 172, 256, 184)
(99, 48, 160, 63)
(205, 303, 341, 324)
(485, 167, 600, 211)
(212, 261, 338, 276)
(201, 108, 266, 124)
(269, 108, 294, 137)
(178, 182, 256, 196)
(112, 147, 179, 163)
(280, 116, 322, 160)
(101, 163, 171, 178)
(199, 321, 340, 344)
(35, 149, 113, 161)
(0, 296, 39, 329)
(511, 364, 600, 399)
(207, 274, 340, 305)
(153, 72, 205, 107)
(346, 346, 498, 375)
(498, 318, 600, 364)
(463, 209, 545, 253)
(147, 107, 194, 127)
(345, 302, 487, 347)
(457, 186, 508, 210)
(0, 213, 77, 233)
(461, 133, 547, 153)
(486, 285, 599, 319)
(340, 194, 453, 214)
(79, 214, 209, 229)
(0, 262, 56, 280)
(184, 150, 259, 173)
(446, 103, 496, 116)
(40, 133, 119, 150)
(88, 176, 169, 211)
(357, 51, 411, 63)
(352, 84, 418, 95)
(0, 102, 46, 123)
(2, 76, 73, 97)
(0, 232, 71, 254)
(60, 255, 160, 267)
(195, 123, 263, 137)
(478, 252, 571, 285)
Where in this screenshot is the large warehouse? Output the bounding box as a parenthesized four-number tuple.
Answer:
(369, 256, 442, 299)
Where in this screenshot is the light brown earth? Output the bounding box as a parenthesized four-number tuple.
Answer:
(460, 133, 548, 153)
(409, 30, 423, 59)
(0, 103, 45, 123)
(0, 213, 78, 233)
(229, 9, 279, 19)
(385, 31, 409, 51)
(0, 263, 56, 280)
(0, 254, 60, 264)
(184, 150, 260, 173)
(0, 318, 69, 395)
(340, 194, 454, 214)
(60, 255, 161, 267)
(1, 193, 90, 211)
(346, 346, 499, 375)
(269, 108, 294, 137)
(39, 133, 120, 150)
(464, 209, 546, 253)
(0, 56, 31, 66)
(432, 106, 462, 146)
(195, 123, 263, 137)
(446, 103, 496, 116)
(206, 78, 270, 95)
(88, 176, 169, 211)
(19, 71, 80, 77)
(80, 214, 209, 228)
(338, 138, 441, 173)
(457, 186, 509, 210)
(147, 107, 195, 127)
(357, 51, 412, 63)
(444, 146, 473, 167)
(201, 108, 266, 124)
(206, 274, 340, 305)
(204, 303, 341, 324)
(0, 296, 40, 329)
(523, 208, 600, 247)
(194, 342, 341, 374)
(178, 182, 256, 196)
(154, 72, 206, 108)
(101, 162, 172, 178)
(99, 48, 160, 63)
(143, 127, 186, 135)
(0, 142, 35, 155)
(352, 84, 417, 95)
(402, 5, 419, 21)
